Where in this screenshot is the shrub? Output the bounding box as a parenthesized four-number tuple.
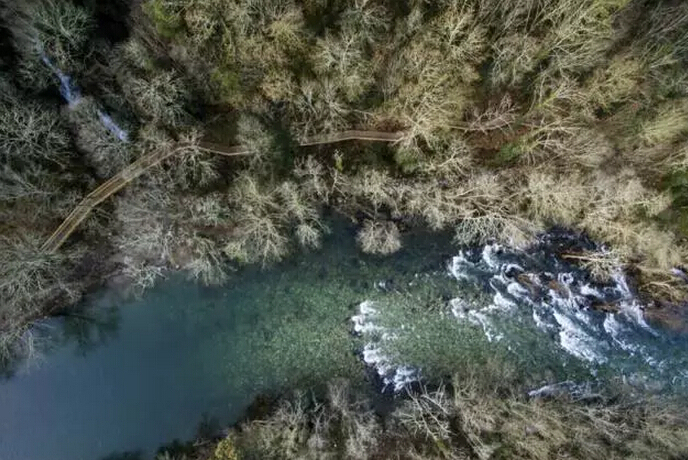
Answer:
(120, 258, 166, 295)
(142, 0, 185, 40)
(0, 163, 53, 203)
(326, 379, 379, 460)
(295, 223, 322, 249)
(239, 394, 310, 459)
(311, 0, 387, 105)
(394, 384, 453, 443)
(347, 169, 397, 214)
(183, 2, 219, 46)
(512, 0, 631, 89)
(418, 137, 474, 178)
(356, 220, 402, 255)
(113, 179, 175, 263)
(489, 33, 541, 88)
(265, 6, 307, 53)
(222, 174, 290, 265)
(30, 0, 93, 55)
(227, 174, 324, 262)
(381, 2, 486, 143)
(195, 374, 688, 460)
(122, 70, 187, 127)
(68, 97, 131, 177)
(585, 54, 643, 111)
(313, 32, 373, 103)
(236, 114, 275, 167)
(113, 38, 156, 73)
(0, 233, 83, 359)
(211, 67, 243, 106)
(288, 78, 351, 140)
(182, 234, 228, 286)
(213, 437, 239, 460)
(0, 235, 80, 307)
(166, 131, 219, 190)
(293, 156, 329, 202)
(525, 170, 589, 226)
(237, 380, 378, 460)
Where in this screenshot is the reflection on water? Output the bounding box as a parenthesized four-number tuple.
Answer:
(99, 415, 222, 460)
(59, 305, 121, 356)
(0, 305, 122, 380)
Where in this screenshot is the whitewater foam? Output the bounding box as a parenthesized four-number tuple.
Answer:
(353, 235, 688, 392)
(40, 52, 129, 142)
(553, 310, 607, 363)
(445, 240, 679, 376)
(353, 300, 420, 392)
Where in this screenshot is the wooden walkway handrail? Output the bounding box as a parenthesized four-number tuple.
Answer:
(197, 130, 405, 155)
(41, 147, 187, 252)
(42, 130, 405, 252)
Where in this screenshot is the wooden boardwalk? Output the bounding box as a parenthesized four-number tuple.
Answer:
(42, 130, 404, 252)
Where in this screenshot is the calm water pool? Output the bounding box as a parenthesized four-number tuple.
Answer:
(0, 223, 451, 460)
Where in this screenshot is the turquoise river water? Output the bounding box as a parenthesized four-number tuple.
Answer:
(1, 222, 687, 460)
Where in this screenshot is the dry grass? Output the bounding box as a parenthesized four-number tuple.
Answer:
(640, 100, 688, 146)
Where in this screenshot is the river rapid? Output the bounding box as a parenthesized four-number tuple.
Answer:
(1, 222, 686, 460)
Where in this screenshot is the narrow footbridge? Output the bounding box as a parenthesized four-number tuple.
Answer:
(42, 130, 404, 252)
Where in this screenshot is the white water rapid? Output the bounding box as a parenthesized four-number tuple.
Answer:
(353, 236, 688, 394)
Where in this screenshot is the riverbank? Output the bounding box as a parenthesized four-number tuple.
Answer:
(162, 374, 688, 460)
(2, 220, 688, 460)
(3, 214, 686, 384)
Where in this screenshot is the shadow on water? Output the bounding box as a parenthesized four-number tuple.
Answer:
(100, 452, 144, 460)
(0, 300, 123, 380)
(58, 303, 121, 356)
(100, 414, 224, 460)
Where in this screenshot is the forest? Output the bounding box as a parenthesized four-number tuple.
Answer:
(1, 0, 688, 457)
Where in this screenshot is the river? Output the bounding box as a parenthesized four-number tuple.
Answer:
(1, 221, 686, 460)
